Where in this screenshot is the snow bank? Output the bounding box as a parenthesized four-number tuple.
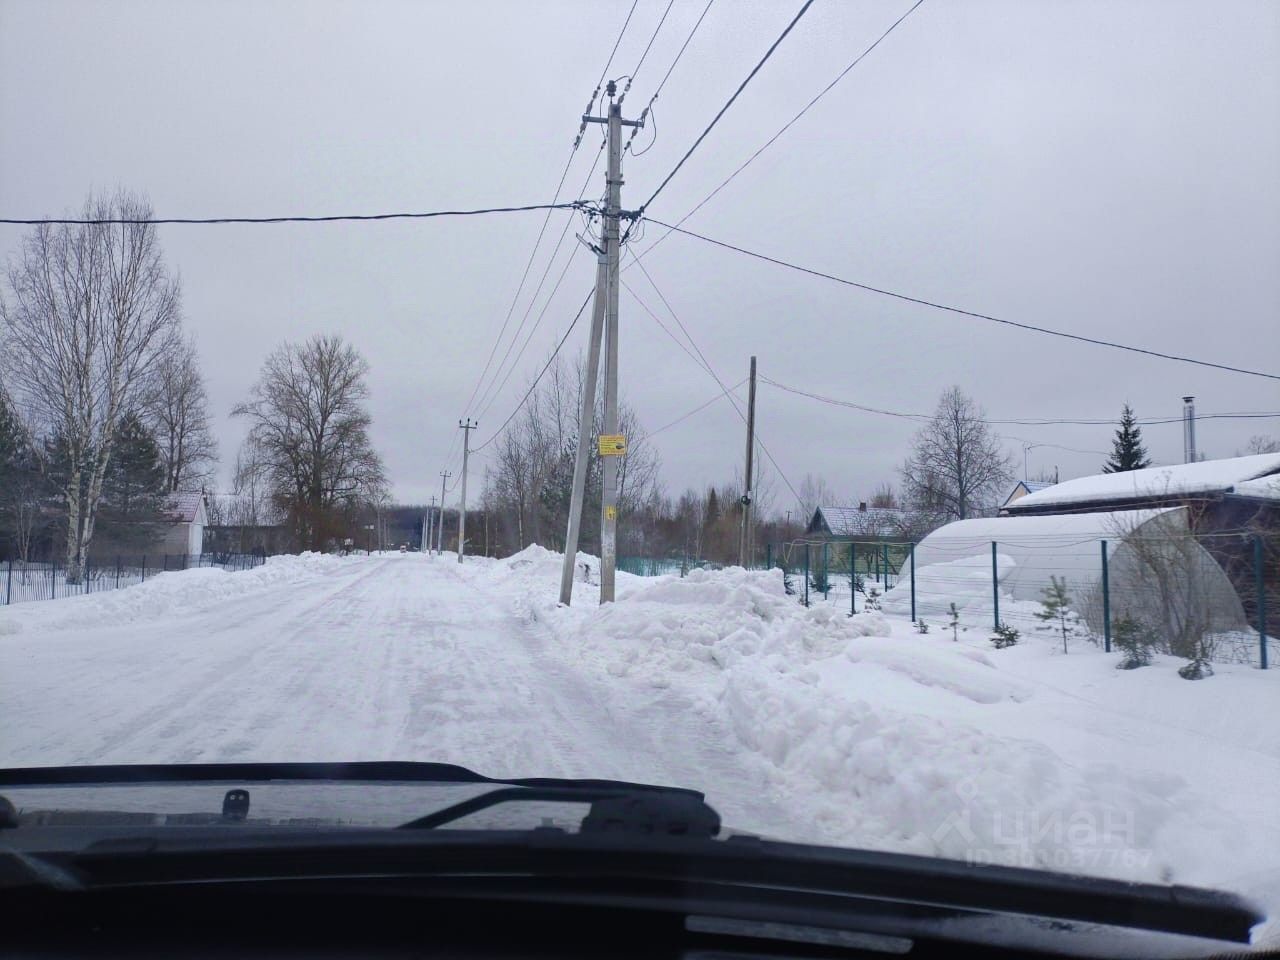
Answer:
(501, 557, 1275, 895)
(0, 552, 346, 636)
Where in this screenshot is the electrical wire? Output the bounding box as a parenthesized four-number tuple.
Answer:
(625, 0, 716, 155)
(646, 219, 1280, 381)
(627, 255, 805, 508)
(619, 0, 677, 104)
(2, 203, 588, 226)
(625, 0, 817, 237)
(633, 0, 925, 261)
(645, 378, 748, 439)
(758, 376, 1280, 427)
(472, 287, 597, 452)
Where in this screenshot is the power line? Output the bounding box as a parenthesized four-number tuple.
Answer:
(1, 202, 588, 226)
(626, 0, 817, 233)
(472, 287, 597, 452)
(647, 219, 1280, 381)
(759, 376, 1280, 427)
(633, 0, 925, 260)
(645, 377, 748, 439)
(618, 0, 677, 104)
(472, 148, 606, 419)
(628, 256, 805, 508)
(597, 0, 642, 90)
(625, 0, 717, 156)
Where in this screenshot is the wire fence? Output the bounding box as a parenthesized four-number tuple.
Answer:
(1, 552, 267, 606)
(766, 534, 1276, 671)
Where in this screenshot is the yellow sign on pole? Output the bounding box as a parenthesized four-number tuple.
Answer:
(598, 434, 626, 456)
(605, 505, 617, 520)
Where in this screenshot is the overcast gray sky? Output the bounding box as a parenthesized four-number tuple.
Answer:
(3, 0, 1278, 510)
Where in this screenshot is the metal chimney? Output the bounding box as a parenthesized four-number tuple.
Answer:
(1182, 396, 1197, 463)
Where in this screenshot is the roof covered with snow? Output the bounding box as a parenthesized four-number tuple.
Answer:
(810, 505, 911, 537)
(1006, 453, 1280, 510)
(163, 492, 206, 524)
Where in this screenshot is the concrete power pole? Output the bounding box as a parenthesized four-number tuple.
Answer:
(559, 80, 642, 605)
(426, 495, 437, 555)
(738, 356, 757, 568)
(457, 419, 477, 563)
(437, 471, 450, 555)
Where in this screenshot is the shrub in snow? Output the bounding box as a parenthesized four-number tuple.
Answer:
(1113, 616, 1153, 669)
(1035, 576, 1074, 653)
(914, 619, 930, 634)
(948, 602, 960, 642)
(810, 568, 831, 595)
(864, 586, 882, 612)
(781, 567, 796, 596)
(990, 622, 1020, 649)
(1178, 656, 1215, 680)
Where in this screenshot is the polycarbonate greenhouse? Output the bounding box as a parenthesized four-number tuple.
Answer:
(881, 507, 1248, 643)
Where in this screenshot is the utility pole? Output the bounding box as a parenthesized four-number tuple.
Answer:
(437, 471, 450, 555)
(559, 79, 643, 605)
(738, 356, 757, 568)
(426, 495, 437, 555)
(457, 419, 477, 563)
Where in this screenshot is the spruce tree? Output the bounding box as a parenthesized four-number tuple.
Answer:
(1102, 404, 1151, 473)
(96, 412, 167, 552)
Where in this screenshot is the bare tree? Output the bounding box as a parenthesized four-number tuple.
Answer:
(233, 334, 386, 550)
(1240, 435, 1279, 456)
(797, 474, 837, 528)
(1, 191, 182, 581)
(869, 482, 898, 509)
(901, 387, 1012, 523)
(143, 335, 218, 491)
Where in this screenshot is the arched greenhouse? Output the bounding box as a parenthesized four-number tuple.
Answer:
(881, 507, 1247, 650)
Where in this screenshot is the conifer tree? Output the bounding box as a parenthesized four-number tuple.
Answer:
(1102, 404, 1151, 473)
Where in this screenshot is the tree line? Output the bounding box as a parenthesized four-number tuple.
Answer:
(1, 190, 388, 573)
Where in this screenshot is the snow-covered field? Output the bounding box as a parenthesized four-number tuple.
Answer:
(2, 549, 1278, 942)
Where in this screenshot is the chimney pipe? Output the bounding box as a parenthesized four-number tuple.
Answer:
(1182, 396, 1197, 463)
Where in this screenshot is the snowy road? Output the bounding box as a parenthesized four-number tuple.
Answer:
(0, 553, 788, 832)
(3, 549, 1279, 942)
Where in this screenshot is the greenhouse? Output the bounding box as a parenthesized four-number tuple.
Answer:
(881, 507, 1248, 645)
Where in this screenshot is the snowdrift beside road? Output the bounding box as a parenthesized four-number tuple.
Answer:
(0, 552, 346, 636)
(496, 549, 1277, 901)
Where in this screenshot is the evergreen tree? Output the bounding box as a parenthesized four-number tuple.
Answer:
(96, 412, 168, 552)
(1035, 576, 1074, 653)
(1102, 404, 1151, 473)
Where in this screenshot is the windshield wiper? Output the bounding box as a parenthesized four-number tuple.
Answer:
(0, 761, 704, 799)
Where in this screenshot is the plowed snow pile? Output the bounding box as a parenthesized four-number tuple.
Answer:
(498, 546, 1279, 907)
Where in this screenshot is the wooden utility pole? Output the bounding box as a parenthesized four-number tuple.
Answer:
(457, 419, 476, 563)
(738, 356, 757, 568)
(559, 79, 643, 605)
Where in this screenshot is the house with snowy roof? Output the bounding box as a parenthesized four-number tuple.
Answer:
(157, 491, 207, 557)
(1002, 479, 1055, 509)
(806, 503, 915, 543)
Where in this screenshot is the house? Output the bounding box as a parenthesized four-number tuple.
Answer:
(158, 491, 207, 557)
(1002, 479, 1055, 509)
(806, 503, 913, 542)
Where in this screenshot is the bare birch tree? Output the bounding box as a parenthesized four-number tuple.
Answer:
(901, 386, 1012, 524)
(1, 191, 181, 581)
(143, 334, 218, 491)
(233, 334, 385, 550)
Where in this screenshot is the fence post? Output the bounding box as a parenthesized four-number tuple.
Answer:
(52, 557, 57, 599)
(822, 543, 830, 600)
(803, 543, 811, 607)
(849, 544, 856, 616)
(910, 544, 917, 623)
(765, 543, 772, 571)
(991, 541, 1000, 630)
(182, 553, 188, 571)
(115, 556, 121, 590)
(85, 555, 90, 594)
(882, 543, 890, 588)
(1101, 540, 1111, 653)
(142, 555, 147, 583)
(5, 557, 11, 605)
(1258, 536, 1269, 670)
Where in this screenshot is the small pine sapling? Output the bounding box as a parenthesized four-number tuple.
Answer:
(1035, 576, 1073, 653)
(915, 619, 930, 634)
(948, 602, 960, 641)
(1112, 616, 1153, 669)
(990, 622, 1020, 649)
(865, 585, 882, 611)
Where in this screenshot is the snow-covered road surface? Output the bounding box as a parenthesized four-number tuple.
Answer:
(2, 549, 1278, 942)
